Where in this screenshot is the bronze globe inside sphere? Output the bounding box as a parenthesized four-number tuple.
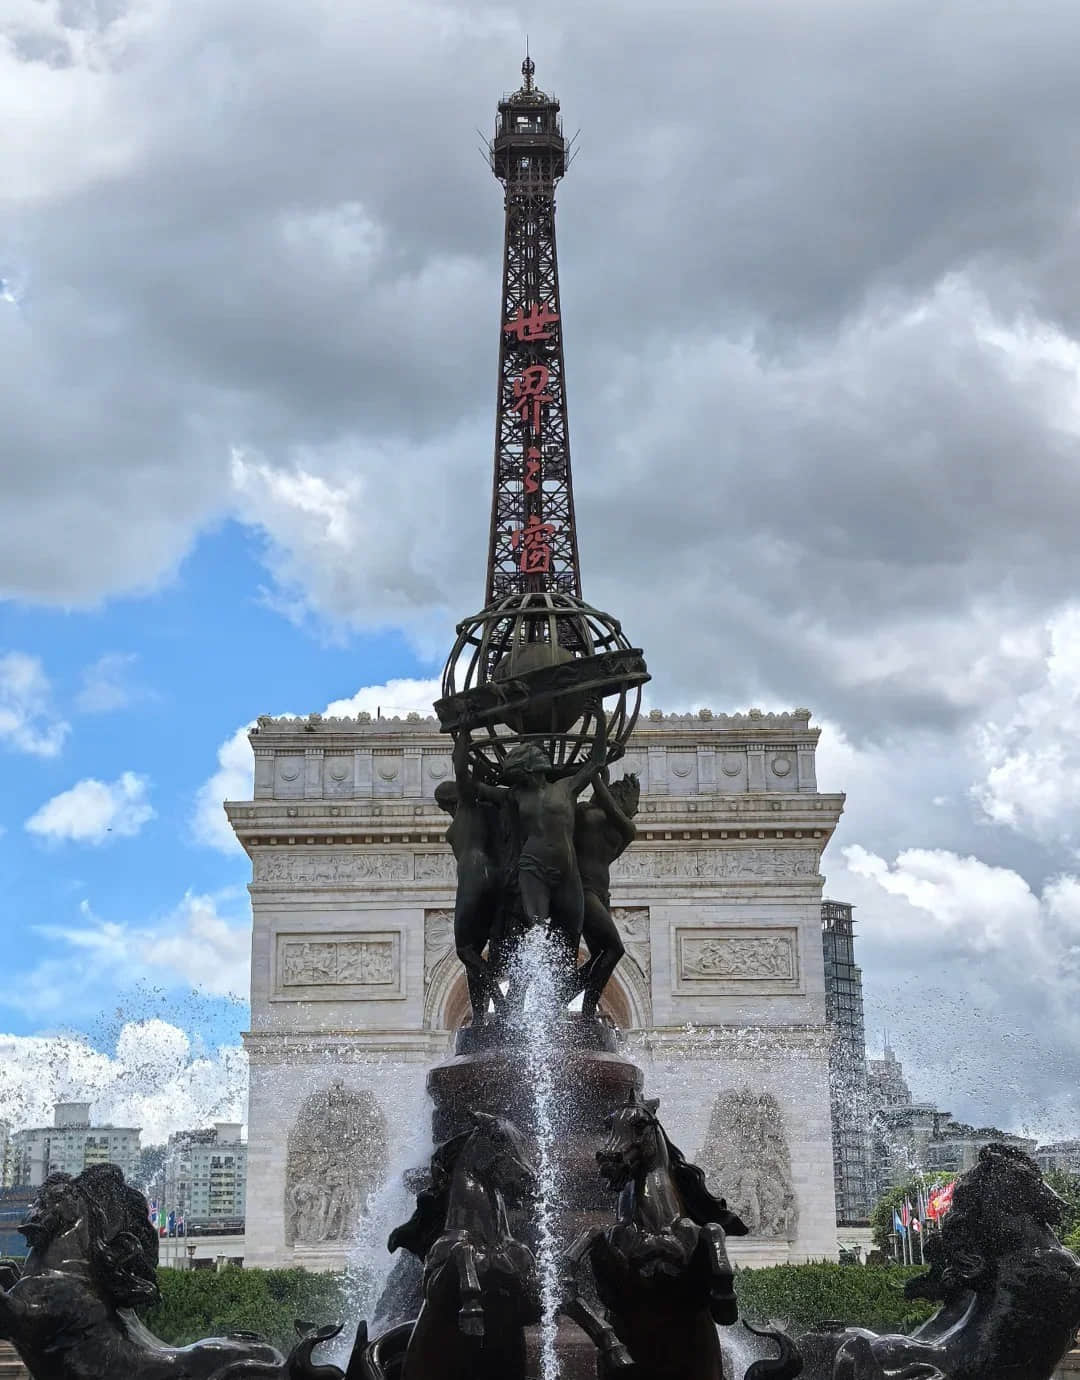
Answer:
(492, 640, 587, 736)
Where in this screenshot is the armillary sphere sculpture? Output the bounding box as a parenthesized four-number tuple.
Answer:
(433, 591, 649, 777)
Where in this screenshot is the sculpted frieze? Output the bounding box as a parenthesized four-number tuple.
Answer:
(611, 845, 819, 883)
(254, 851, 413, 885)
(414, 851, 456, 884)
(696, 1088, 798, 1239)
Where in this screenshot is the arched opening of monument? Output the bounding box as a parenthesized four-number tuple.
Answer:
(440, 965, 636, 1032)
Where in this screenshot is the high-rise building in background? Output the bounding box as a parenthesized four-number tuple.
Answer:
(10, 1103, 141, 1188)
(867, 1042, 914, 1109)
(821, 901, 872, 1221)
(163, 1123, 246, 1228)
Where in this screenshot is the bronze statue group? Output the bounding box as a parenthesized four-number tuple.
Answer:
(435, 706, 640, 1027)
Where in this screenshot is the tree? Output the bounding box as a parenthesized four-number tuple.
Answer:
(1045, 1169, 1080, 1244)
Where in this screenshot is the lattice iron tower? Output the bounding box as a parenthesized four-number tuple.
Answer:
(485, 56, 582, 603)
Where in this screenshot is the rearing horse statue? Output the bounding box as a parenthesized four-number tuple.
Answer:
(378, 1110, 541, 1380)
(563, 1090, 799, 1380)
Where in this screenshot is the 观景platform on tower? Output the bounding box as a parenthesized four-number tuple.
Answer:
(227, 58, 844, 1290)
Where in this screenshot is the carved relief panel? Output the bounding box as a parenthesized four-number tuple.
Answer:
(672, 925, 801, 996)
(696, 1088, 798, 1239)
(612, 907, 652, 987)
(285, 1081, 388, 1247)
(272, 930, 405, 1001)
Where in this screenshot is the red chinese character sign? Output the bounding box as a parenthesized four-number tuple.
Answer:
(511, 363, 553, 436)
(511, 513, 556, 574)
(503, 302, 560, 343)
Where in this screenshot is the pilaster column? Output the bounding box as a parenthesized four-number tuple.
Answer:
(253, 748, 275, 799)
(304, 747, 324, 799)
(354, 748, 373, 797)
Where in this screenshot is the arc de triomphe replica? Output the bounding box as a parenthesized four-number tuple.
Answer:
(226, 704, 844, 1270)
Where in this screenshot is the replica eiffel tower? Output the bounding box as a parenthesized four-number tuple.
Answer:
(436, 59, 649, 772)
(485, 54, 580, 603)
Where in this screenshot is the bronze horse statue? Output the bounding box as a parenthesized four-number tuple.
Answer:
(0, 1163, 343, 1380)
(368, 1111, 540, 1380)
(798, 1142, 1080, 1380)
(563, 1090, 799, 1380)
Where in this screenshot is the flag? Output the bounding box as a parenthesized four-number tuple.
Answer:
(900, 1199, 912, 1228)
(893, 1209, 906, 1234)
(912, 1216, 922, 1233)
(157, 1209, 167, 1237)
(177, 1216, 185, 1237)
(167, 1211, 176, 1237)
(148, 1199, 157, 1223)
(928, 1181, 955, 1221)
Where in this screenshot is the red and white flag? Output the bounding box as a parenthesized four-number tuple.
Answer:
(928, 1181, 955, 1221)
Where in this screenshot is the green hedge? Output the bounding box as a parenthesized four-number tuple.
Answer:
(144, 1268, 348, 1354)
(144, 1263, 937, 1350)
(734, 1264, 935, 1334)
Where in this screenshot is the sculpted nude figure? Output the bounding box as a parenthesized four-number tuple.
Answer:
(573, 770, 640, 1017)
(435, 732, 504, 1025)
(479, 704, 608, 997)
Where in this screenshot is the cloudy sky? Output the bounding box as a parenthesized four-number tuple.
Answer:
(2, 0, 1080, 1148)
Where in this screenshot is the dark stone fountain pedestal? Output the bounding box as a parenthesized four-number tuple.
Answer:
(428, 1015, 643, 1228)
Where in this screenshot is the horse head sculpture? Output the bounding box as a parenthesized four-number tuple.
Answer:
(799, 1142, 1080, 1380)
(0, 1163, 345, 1380)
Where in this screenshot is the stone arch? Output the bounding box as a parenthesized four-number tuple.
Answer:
(284, 1080, 388, 1246)
(425, 950, 651, 1033)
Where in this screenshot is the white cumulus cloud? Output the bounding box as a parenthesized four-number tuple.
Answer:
(0, 1019, 247, 1148)
(323, 676, 441, 719)
(192, 678, 441, 854)
(829, 842, 1080, 1139)
(0, 651, 69, 757)
(971, 604, 1080, 851)
(11, 891, 252, 1022)
(25, 771, 155, 844)
(193, 723, 256, 855)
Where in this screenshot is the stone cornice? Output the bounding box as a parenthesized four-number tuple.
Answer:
(631, 1023, 831, 1058)
(225, 792, 845, 855)
(248, 707, 821, 746)
(243, 1029, 450, 1061)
